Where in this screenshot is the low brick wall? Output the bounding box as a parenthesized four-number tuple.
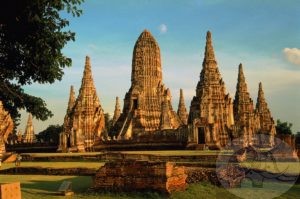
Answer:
(0, 167, 96, 176)
(93, 160, 187, 194)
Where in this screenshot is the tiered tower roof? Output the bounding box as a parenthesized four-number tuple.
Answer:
(22, 113, 35, 143)
(189, 31, 234, 147)
(114, 30, 182, 139)
(177, 89, 188, 125)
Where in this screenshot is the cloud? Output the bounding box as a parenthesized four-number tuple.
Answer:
(283, 48, 300, 66)
(158, 24, 167, 34)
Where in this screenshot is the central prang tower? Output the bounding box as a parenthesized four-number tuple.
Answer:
(114, 30, 182, 139)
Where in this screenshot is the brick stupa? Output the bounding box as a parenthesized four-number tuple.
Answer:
(188, 31, 234, 148)
(58, 56, 105, 152)
(255, 82, 276, 146)
(233, 64, 258, 146)
(113, 30, 182, 139)
(22, 113, 36, 143)
(112, 97, 121, 126)
(177, 89, 188, 125)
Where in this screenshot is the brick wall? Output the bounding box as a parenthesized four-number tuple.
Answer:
(93, 160, 187, 194)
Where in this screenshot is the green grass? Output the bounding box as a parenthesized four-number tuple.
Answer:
(120, 150, 222, 156)
(21, 152, 103, 157)
(0, 162, 104, 170)
(1, 175, 299, 199)
(0, 175, 92, 199)
(20, 150, 224, 157)
(240, 161, 300, 174)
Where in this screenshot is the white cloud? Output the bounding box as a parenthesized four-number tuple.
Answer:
(283, 48, 300, 66)
(158, 24, 168, 34)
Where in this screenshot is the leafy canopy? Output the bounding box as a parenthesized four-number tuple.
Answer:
(36, 124, 62, 144)
(0, 0, 84, 122)
(276, 119, 293, 135)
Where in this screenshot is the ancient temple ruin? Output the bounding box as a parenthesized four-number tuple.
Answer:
(112, 97, 121, 126)
(57, 30, 278, 151)
(233, 64, 259, 147)
(58, 56, 105, 152)
(113, 30, 183, 140)
(188, 31, 234, 149)
(177, 89, 188, 125)
(22, 113, 36, 143)
(0, 101, 14, 154)
(255, 82, 276, 146)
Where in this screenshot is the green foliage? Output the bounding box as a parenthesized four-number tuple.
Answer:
(0, 0, 84, 122)
(276, 119, 293, 135)
(104, 113, 113, 136)
(36, 124, 62, 144)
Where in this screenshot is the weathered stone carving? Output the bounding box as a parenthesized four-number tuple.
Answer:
(58, 56, 105, 152)
(233, 64, 258, 147)
(188, 31, 234, 149)
(113, 30, 182, 139)
(177, 89, 188, 125)
(255, 82, 276, 146)
(112, 97, 121, 126)
(0, 101, 14, 155)
(22, 113, 36, 143)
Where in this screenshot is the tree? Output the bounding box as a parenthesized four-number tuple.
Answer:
(104, 113, 113, 137)
(276, 119, 293, 135)
(36, 124, 63, 144)
(0, 0, 84, 123)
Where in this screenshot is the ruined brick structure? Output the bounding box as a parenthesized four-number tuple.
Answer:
(58, 56, 105, 152)
(233, 64, 259, 147)
(112, 97, 121, 126)
(255, 82, 276, 146)
(57, 30, 278, 151)
(177, 89, 188, 125)
(113, 30, 183, 139)
(188, 31, 234, 149)
(93, 160, 187, 194)
(22, 113, 36, 143)
(0, 101, 14, 155)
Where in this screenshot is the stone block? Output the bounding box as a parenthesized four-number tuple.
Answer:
(0, 182, 21, 199)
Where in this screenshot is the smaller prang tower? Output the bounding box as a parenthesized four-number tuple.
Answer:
(22, 113, 36, 143)
(233, 63, 258, 147)
(112, 97, 121, 126)
(177, 89, 188, 125)
(255, 82, 276, 146)
(188, 31, 234, 149)
(58, 56, 105, 152)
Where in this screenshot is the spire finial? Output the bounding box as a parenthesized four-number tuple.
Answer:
(206, 31, 212, 41)
(203, 30, 216, 64)
(238, 63, 245, 82)
(85, 56, 91, 67)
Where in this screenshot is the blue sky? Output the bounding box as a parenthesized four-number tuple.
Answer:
(20, 0, 300, 133)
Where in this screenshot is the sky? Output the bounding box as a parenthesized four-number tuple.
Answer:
(19, 0, 300, 133)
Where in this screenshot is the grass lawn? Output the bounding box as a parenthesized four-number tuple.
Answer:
(120, 150, 222, 156)
(0, 162, 104, 170)
(1, 175, 299, 199)
(21, 152, 103, 157)
(240, 161, 300, 174)
(19, 150, 225, 157)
